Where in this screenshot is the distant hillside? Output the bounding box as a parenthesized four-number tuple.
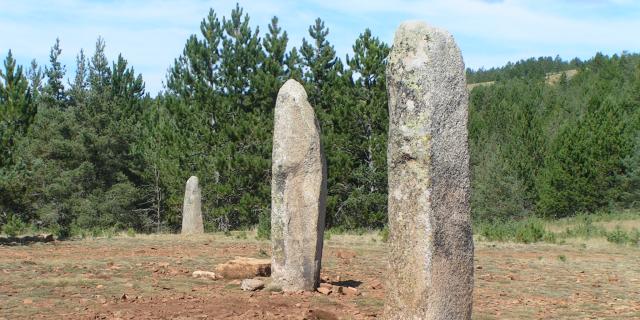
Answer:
(467, 69, 579, 90)
(468, 52, 640, 221)
(466, 56, 582, 84)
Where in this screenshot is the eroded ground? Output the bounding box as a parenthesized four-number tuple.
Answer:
(0, 234, 638, 319)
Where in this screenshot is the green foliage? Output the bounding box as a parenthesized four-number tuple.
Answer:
(2, 214, 26, 236)
(598, 225, 640, 246)
(470, 52, 640, 221)
(477, 217, 551, 243)
(43, 38, 66, 108)
(630, 229, 640, 246)
(379, 226, 389, 243)
(257, 248, 269, 257)
(0, 38, 152, 236)
(605, 226, 629, 244)
(256, 210, 270, 240)
(0, 50, 35, 167)
(126, 227, 136, 237)
(558, 215, 606, 239)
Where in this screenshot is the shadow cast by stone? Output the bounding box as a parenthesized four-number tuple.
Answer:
(329, 279, 362, 288)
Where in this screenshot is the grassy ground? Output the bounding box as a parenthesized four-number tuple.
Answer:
(475, 210, 640, 245)
(1, 225, 639, 319)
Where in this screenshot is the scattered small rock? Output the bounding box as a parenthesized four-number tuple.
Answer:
(241, 279, 265, 291)
(192, 270, 221, 280)
(319, 283, 332, 289)
(95, 295, 107, 304)
(317, 287, 332, 295)
(369, 280, 383, 290)
(335, 250, 357, 260)
(343, 287, 360, 296)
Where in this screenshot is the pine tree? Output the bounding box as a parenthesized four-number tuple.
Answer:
(331, 29, 389, 228)
(255, 16, 288, 112)
(300, 18, 338, 110)
(44, 38, 66, 107)
(89, 37, 111, 98)
(285, 47, 303, 82)
(0, 50, 34, 166)
(68, 49, 88, 107)
(27, 60, 44, 100)
(167, 8, 224, 105)
(219, 3, 263, 110)
(111, 54, 145, 115)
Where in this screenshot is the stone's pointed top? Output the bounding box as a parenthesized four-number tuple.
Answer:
(394, 20, 451, 39)
(279, 79, 307, 100)
(391, 20, 459, 54)
(187, 176, 199, 184)
(388, 20, 465, 78)
(396, 20, 432, 32)
(282, 78, 303, 89)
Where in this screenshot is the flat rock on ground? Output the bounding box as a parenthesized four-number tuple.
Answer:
(241, 279, 265, 291)
(214, 257, 271, 279)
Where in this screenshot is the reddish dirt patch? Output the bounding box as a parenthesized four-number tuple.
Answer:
(0, 235, 638, 319)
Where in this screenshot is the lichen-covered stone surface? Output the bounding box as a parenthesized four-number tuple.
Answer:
(181, 176, 204, 235)
(383, 21, 474, 320)
(271, 79, 327, 292)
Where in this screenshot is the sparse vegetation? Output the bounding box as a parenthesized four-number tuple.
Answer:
(126, 227, 136, 237)
(475, 210, 640, 245)
(1, 214, 26, 236)
(379, 227, 389, 243)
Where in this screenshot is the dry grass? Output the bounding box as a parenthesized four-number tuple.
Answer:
(0, 231, 638, 319)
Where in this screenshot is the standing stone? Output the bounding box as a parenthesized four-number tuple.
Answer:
(181, 176, 204, 234)
(384, 21, 474, 319)
(271, 79, 327, 292)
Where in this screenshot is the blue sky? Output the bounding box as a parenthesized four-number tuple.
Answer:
(1, 0, 639, 95)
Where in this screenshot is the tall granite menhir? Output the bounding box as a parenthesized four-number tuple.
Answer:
(181, 176, 204, 234)
(271, 79, 327, 292)
(384, 21, 474, 319)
